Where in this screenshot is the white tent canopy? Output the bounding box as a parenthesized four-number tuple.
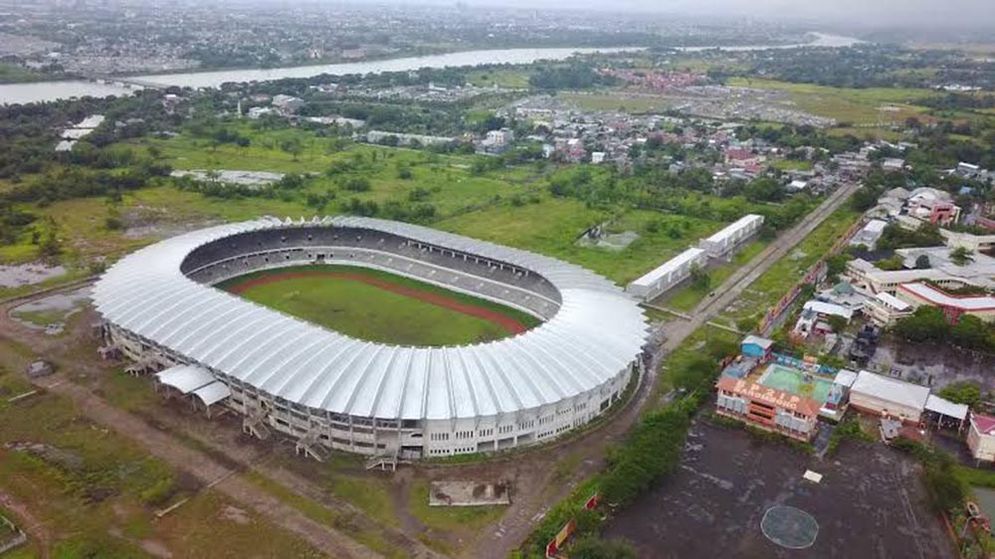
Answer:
(156, 364, 217, 394)
(192, 381, 232, 406)
(925, 394, 969, 421)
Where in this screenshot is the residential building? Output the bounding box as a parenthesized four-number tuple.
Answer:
(864, 292, 913, 326)
(849, 219, 888, 249)
(967, 413, 995, 463)
(698, 214, 764, 258)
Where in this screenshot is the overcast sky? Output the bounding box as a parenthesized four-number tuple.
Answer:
(384, 0, 995, 28)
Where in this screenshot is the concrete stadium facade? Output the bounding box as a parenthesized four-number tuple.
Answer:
(93, 217, 649, 460)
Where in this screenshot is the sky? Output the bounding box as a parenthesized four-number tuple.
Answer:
(384, 0, 995, 28)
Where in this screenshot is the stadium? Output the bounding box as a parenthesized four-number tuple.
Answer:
(91, 216, 649, 460)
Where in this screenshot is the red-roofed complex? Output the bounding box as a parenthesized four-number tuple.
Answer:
(896, 282, 995, 323)
(715, 376, 820, 441)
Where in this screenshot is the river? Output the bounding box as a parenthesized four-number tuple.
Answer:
(0, 34, 861, 105)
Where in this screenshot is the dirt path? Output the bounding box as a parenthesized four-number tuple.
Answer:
(226, 269, 529, 334)
(27, 377, 379, 559)
(0, 291, 444, 559)
(0, 491, 50, 559)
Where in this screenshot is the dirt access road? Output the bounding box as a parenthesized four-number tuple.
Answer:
(0, 297, 448, 559)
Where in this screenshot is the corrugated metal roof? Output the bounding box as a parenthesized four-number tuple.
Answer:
(93, 217, 649, 421)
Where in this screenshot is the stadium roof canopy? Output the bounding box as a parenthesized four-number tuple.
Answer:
(93, 216, 649, 421)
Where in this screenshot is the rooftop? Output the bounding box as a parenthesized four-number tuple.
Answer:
(898, 282, 995, 312)
(630, 247, 706, 287)
(851, 370, 930, 412)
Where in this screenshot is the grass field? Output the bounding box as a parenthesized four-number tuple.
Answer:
(727, 77, 936, 125)
(560, 92, 675, 114)
(217, 264, 541, 346)
(718, 206, 860, 328)
(0, 338, 322, 558)
(663, 239, 767, 312)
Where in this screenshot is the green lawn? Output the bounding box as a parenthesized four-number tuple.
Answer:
(218, 265, 540, 346)
(726, 77, 936, 124)
(0, 339, 321, 559)
(438, 197, 727, 285)
(664, 239, 768, 312)
(561, 92, 674, 114)
(718, 207, 860, 328)
(466, 68, 532, 88)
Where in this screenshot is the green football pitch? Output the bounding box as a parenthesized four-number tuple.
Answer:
(216, 265, 541, 347)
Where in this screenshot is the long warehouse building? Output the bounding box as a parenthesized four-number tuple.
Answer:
(626, 247, 708, 302)
(698, 214, 764, 257)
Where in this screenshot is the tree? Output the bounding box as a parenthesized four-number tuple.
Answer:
(951, 315, 993, 351)
(280, 137, 303, 161)
(938, 381, 983, 409)
(569, 537, 638, 559)
(950, 246, 974, 266)
(826, 315, 848, 334)
(892, 306, 948, 343)
(915, 254, 931, 269)
(37, 217, 62, 260)
(825, 254, 848, 280)
(689, 264, 710, 291)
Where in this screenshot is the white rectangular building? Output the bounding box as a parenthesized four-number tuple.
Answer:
(698, 214, 764, 258)
(849, 370, 930, 423)
(864, 292, 913, 326)
(626, 247, 708, 301)
(849, 219, 888, 249)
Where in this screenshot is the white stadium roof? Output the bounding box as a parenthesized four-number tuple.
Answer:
(93, 216, 649, 421)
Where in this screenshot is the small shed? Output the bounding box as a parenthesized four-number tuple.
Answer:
(924, 394, 968, 431)
(155, 364, 230, 417)
(741, 335, 774, 359)
(25, 360, 54, 378)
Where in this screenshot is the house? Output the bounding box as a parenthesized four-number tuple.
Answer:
(849, 370, 930, 424)
(787, 179, 809, 192)
(849, 219, 888, 249)
(864, 292, 913, 326)
(793, 300, 853, 339)
(271, 94, 305, 114)
(481, 128, 514, 153)
(882, 158, 906, 172)
(741, 335, 774, 359)
(967, 412, 995, 463)
(907, 187, 961, 226)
